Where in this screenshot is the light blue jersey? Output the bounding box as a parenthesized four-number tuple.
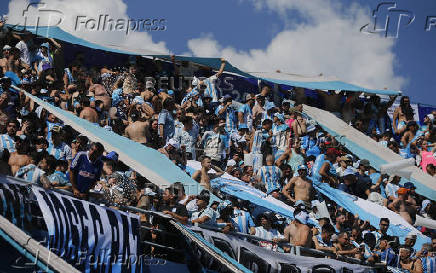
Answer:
(232, 208, 255, 234)
(257, 165, 282, 194)
(203, 74, 219, 102)
(15, 164, 45, 185)
(0, 134, 15, 153)
(47, 142, 73, 160)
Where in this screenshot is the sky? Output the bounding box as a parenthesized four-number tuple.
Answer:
(1, 0, 435, 104)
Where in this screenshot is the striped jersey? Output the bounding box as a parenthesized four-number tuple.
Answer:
(253, 226, 283, 241)
(231, 208, 255, 234)
(257, 165, 283, 194)
(237, 104, 253, 131)
(15, 164, 45, 185)
(272, 124, 289, 152)
(47, 142, 73, 160)
(251, 130, 269, 153)
(203, 74, 219, 102)
(422, 256, 436, 273)
(215, 105, 237, 133)
(0, 134, 15, 153)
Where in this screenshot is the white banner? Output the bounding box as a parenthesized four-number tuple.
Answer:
(32, 186, 141, 273)
(191, 226, 375, 273)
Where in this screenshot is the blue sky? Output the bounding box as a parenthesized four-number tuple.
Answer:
(1, 0, 435, 104)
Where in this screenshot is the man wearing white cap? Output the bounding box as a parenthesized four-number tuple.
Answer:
(0, 45, 11, 73)
(158, 138, 186, 167)
(282, 209, 312, 247)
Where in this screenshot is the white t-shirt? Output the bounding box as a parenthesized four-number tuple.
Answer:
(15, 40, 32, 66)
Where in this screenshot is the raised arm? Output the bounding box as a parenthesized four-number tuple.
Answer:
(282, 177, 297, 203)
(216, 58, 226, 78)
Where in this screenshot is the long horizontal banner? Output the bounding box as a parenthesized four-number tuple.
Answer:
(191, 226, 374, 273)
(32, 187, 140, 273)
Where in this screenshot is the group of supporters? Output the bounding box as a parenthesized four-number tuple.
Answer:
(0, 25, 435, 272)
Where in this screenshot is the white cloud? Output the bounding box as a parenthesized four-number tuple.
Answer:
(187, 0, 406, 91)
(6, 0, 169, 54)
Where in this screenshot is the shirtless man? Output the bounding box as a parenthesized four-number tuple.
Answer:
(9, 139, 32, 175)
(292, 113, 307, 138)
(192, 156, 224, 191)
(388, 187, 417, 225)
(158, 139, 186, 167)
(283, 209, 312, 247)
(79, 99, 99, 123)
(124, 108, 148, 144)
(0, 45, 11, 73)
(393, 96, 414, 135)
(334, 232, 359, 257)
(282, 165, 313, 204)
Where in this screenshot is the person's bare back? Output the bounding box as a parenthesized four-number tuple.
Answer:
(9, 153, 31, 176)
(79, 107, 98, 123)
(284, 222, 312, 247)
(125, 121, 149, 144)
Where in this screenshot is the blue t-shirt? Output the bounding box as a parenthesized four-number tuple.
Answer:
(301, 136, 321, 157)
(70, 151, 103, 193)
(158, 109, 175, 141)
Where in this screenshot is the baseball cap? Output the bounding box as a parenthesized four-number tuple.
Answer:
(144, 188, 156, 196)
(40, 42, 49, 49)
(359, 159, 370, 167)
(397, 187, 409, 195)
(294, 210, 309, 225)
(167, 90, 174, 96)
(403, 182, 416, 190)
(2, 45, 11, 50)
(307, 125, 316, 133)
(426, 114, 434, 121)
(166, 139, 180, 150)
(297, 165, 308, 171)
(245, 94, 254, 101)
(104, 151, 119, 161)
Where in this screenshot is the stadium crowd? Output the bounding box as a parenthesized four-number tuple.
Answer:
(0, 25, 435, 272)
